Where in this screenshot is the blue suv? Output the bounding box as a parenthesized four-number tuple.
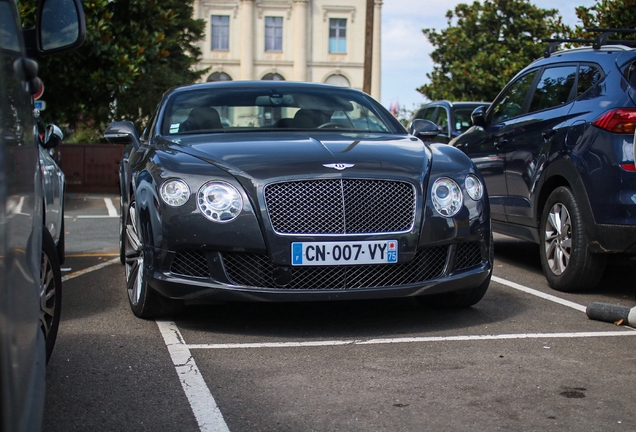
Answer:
(450, 30, 636, 293)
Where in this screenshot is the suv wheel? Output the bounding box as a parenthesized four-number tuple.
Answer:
(540, 187, 605, 292)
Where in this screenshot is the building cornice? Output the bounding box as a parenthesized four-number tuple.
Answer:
(322, 5, 356, 22)
(201, 1, 239, 18)
(256, 1, 292, 19)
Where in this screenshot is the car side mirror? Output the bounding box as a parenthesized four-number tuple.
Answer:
(471, 106, 487, 127)
(104, 121, 142, 147)
(408, 119, 440, 142)
(42, 124, 63, 149)
(22, 0, 85, 57)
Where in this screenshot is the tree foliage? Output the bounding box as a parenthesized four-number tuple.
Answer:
(573, 0, 636, 39)
(417, 0, 568, 102)
(19, 0, 207, 138)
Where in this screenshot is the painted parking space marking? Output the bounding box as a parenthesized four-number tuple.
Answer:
(61, 257, 119, 282)
(104, 197, 118, 217)
(156, 320, 230, 432)
(492, 275, 588, 312)
(185, 330, 636, 350)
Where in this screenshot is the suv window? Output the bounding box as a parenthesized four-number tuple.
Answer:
(490, 71, 537, 124)
(434, 108, 448, 131)
(529, 65, 577, 112)
(414, 107, 437, 121)
(577, 64, 602, 97)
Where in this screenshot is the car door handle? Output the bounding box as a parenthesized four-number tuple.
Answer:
(495, 136, 508, 147)
(542, 129, 556, 140)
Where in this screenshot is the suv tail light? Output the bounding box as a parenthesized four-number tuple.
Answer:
(592, 108, 636, 133)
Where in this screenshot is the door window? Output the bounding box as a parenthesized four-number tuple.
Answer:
(490, 71, 537, 124)
(529, 65, 577, 113)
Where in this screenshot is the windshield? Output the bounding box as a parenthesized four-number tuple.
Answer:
(161, 86, 399, 135)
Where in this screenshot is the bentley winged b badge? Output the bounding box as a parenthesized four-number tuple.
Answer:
(323, 163, 355, 171)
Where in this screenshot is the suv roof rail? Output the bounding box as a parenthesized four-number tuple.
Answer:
(542, 28, 636, 58)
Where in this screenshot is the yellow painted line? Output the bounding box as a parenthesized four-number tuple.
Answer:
(61, 257, 120, 282)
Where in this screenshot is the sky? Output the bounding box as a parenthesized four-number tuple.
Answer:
(380, 0, 598, 112)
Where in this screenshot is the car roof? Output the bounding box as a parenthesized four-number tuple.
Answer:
(418, 100, 490, 109)
(165, 80, 366, 98)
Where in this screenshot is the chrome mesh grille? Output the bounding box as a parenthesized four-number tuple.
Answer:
(170, 250, 210, 278)
(264, 179, 416, 234)
(222, 246, 448, 290)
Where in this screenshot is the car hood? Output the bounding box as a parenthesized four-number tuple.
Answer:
(158, 132, 431, 183)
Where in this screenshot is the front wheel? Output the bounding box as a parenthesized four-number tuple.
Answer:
(124, 199, 181, 318)
(539, 187, 605, 292)
(41, 227, 62, 363)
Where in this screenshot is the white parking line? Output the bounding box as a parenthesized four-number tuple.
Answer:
(492, 275, 587, 312)
(186, 330, 636, 350)
(103, 197, 118, 217)
(156, 320, 230, 432)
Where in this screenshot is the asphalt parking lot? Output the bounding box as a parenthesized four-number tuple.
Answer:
(44, 194, 636, 432)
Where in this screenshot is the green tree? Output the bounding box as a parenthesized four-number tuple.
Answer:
(19, 0, 207, 139)
(417, 0, 568, 102)
(573, 0, 636, 39)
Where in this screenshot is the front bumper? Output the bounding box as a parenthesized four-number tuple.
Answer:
(145, 241, 492, 303)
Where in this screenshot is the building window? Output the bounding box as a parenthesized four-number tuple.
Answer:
(325, 74, 350, 87)
(211, 15, 229, 50)
(265, 16, 283, 52)
(207, 72, 232, 82)
(329, 18, 347, 53)
(262, 73, 285, 81)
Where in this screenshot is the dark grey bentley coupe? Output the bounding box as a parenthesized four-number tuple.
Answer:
(104, 81, 492, 318)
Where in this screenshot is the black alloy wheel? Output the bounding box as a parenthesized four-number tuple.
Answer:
(124, 199, 180, 318)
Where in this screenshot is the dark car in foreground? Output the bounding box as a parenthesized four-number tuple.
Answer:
(0, 0, 84, 430)
(411, 100, 490, 143)
(450, 29, 636, 293)
(105, 81, 492, 318)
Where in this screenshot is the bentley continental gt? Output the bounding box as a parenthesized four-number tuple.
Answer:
(104, 81, 492, 318)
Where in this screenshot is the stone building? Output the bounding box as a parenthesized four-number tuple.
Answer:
(193, 0, 382, 100)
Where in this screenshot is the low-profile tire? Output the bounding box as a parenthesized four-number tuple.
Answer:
(119, 193, 126, 265)
(418, 271, 492, 308)
(41, 227, 62, 363)
(539, 186, 606, 292)
(124, 199, 181, 318)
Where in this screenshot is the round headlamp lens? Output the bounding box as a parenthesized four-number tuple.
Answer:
(197, 181, 243, 222)
(432, 177, 462, 217)
(465, 174, 484, 201)
(160, 179, 190, 207)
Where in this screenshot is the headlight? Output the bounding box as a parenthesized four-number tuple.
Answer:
(197, 181, 243, 222)
(465, 174, 483, 201)
(431, 177, 462, 217)
(160, 179, 190, 207)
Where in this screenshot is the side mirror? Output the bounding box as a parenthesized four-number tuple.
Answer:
(408, 119, 440, 142)
(23, 0, 86, 56)
(42, 124, 63, 149)
(471, 106, 487, 128)
(104, 121, 141, 147)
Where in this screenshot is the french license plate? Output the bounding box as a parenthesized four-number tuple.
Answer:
(291, 240, 398, 266)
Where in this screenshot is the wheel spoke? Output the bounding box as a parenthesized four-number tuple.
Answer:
(544, 202, 574, 276)
(124, 202, 145, 307)
(39, 251, 56, 337)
